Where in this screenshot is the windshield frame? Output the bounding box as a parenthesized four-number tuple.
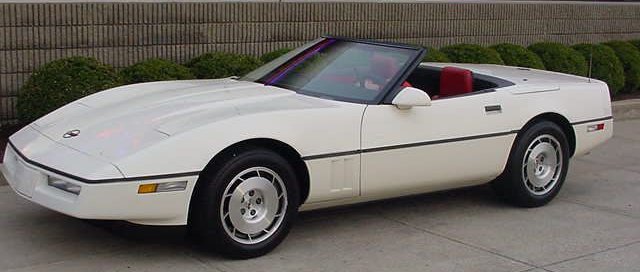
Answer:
(242, 36, 426, 105)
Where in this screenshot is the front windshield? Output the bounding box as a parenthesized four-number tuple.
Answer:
(243, 38, 419, 104)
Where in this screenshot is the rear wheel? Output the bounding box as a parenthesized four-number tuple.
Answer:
(190, 148, 299, 259)
(492, 121, 570, 207)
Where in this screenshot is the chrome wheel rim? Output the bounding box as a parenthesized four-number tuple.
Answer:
(220, 167, 288, 245)
(522, 134, 563, 195)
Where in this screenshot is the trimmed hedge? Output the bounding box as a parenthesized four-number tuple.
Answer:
(603, 41, 640, 92)
(491, 43, 545, 69)
(17, 57, 121, 123)
(120, 58, 194, 84)
(422, 47, 451, 62)
(187, 52, 262, 79)
(572, 44, 625, 96)
(630, 40, 640, 50)
(528, 42, 588, 76)
(260, 48, 292, 63)
(440, 44, 504, 64)
(14, 39, 640, 125)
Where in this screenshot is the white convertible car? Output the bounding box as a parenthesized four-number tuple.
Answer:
(1, 37, 612, 258)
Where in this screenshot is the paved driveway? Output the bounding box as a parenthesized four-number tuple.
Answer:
(1, 120, 639, 272)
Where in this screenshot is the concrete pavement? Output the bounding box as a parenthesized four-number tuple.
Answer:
(0, 120, 639, 272)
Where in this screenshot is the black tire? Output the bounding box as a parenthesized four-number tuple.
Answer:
(190, 148, 300, 259)
(492, 121, 570, 207)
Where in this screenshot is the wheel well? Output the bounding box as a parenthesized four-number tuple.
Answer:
(191, 138, 310, 210)
(521, 113, 576, 156)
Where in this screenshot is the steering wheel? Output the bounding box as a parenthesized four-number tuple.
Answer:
(353, 67, 388, 90)
(366, 74, 388, 86)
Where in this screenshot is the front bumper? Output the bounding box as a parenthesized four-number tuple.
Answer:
(1, 145, 197, 226)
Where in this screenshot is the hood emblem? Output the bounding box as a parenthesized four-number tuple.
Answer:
(63, 129, 81, 138)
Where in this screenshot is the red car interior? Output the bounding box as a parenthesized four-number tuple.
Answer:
(438, 66, 473, 98)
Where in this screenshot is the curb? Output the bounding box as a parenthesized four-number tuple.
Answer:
(612, 99, 640, 121)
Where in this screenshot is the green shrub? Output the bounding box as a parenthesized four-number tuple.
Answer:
(422, 47, 451, 62)
(260, 48, 292, 63)
(440, 44, 504, 64)
(630, 40, 640, 50)
(187, 52, 262, 79)
(490, 43, 545, 69)
(572, 44, 625, 96)
(603, 41, 640, 92)
(17, 57, 121, 123)
(119, 58, 194, 84)
(528, 42, 588, 76)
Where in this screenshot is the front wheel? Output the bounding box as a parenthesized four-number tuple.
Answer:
(492, 121, 570, 207)
(190, 148, 300, 259)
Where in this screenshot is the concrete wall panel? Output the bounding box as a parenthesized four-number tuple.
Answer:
(1, 1, 640, 124)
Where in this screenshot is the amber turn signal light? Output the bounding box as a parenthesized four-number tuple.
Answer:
(138, 184, 158, 194)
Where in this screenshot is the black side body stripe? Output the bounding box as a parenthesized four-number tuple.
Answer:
(301, 150, 361, 161)
(6, 116, 611, 182)
(302, 115, 614, 161)
(570, 116, 613, 126)
(302, 130, 520, 161)
(7, 141, 200, 184)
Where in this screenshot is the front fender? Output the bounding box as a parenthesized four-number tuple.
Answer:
(112, 104, 365, 178)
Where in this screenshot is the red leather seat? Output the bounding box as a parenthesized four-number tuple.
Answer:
(439, 66, 473, 98)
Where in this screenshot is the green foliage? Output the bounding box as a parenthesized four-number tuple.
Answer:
(440, 44, 504, 64)
(422, 47, 451, 62)
(119, 58, 194, 84)
(603, 41, 640, 92)
(572, 44, 625, 96)
(490, 43, 545, 69)
(260, 48, 292, 63)
(187, 52, 262, 79)
(17, 56, 121, 123)
(630, 40, 640, 50)
(527, 42, 588, 76)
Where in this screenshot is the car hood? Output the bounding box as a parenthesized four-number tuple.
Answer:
(29, 78, 338, 161)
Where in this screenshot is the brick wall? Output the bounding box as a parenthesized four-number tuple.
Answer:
(2, 2, 640, 125)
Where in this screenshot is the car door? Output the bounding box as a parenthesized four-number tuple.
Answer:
(360, 90, 516, 198)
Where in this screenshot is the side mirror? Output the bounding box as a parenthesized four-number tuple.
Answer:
(391, 87, 431, 110)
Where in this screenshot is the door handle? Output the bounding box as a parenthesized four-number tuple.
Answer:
(485, 105, 502, 113)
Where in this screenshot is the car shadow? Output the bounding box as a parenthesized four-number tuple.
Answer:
(301, 183, 505, 219)
(86, 219, 191, 246)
